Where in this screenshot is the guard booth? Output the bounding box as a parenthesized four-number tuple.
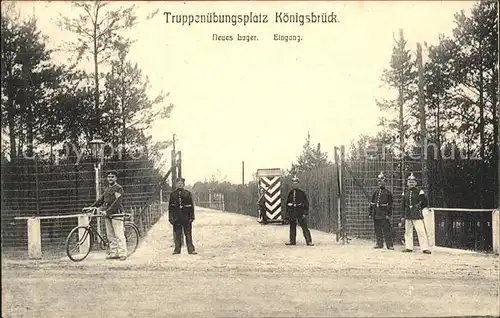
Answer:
(256, 168, 286, 224)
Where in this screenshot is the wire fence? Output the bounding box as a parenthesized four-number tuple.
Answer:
(1, 157, 171, 259)
(198, 155, 497, 251)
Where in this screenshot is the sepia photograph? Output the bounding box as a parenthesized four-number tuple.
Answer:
(1, 0, 499, 317)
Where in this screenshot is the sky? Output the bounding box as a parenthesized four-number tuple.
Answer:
(13, 0, 476, 185)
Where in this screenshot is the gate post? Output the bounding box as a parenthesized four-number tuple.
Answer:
(493, 209, 499, 254)
(340, 146, 347, 244)
(27, 218, 42, 259)
(422, 208, 435, 247)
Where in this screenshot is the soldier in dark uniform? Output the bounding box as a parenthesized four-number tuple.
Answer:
(258, 186, 269, 224)
(285, 176, 313, 246)
(369, 172, 394, 250)
(168, 177, 197, 255)
(401, 173, 431, 254)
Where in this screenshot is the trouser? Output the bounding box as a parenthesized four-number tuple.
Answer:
(373, 218, 393, 248)
(405, 219, 429, 251)
(260, 207, 268, 223)
(104, 217, 127, 257)
(289, 214, 312, 244)
(173, 221, 195, 252)
(173, 229, 184, 247)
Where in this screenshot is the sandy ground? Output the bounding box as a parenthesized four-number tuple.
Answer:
(2, 207, 499, 317)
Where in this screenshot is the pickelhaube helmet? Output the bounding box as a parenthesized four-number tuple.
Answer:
(377, 171, 385, 180)
(407, 173, 416, 181)
(292, 176, 300, 183)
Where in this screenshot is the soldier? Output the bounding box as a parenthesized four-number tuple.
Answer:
(84, 170, 127, 260)
(258, 186, 269, 224)
(369, 172, 394, 250)
(401, 173, 431, 254)
(169, 177, 197, 255)
(285, 176, 313, 246)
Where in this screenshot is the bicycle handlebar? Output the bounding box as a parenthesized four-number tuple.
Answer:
(82, 207, 131, 218)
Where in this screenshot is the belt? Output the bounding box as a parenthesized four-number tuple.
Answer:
(170, 204, 192, 209)
(370, 203, 389, 207)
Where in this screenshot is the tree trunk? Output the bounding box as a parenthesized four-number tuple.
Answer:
(121, 99, 126, 148)
(436, 103, 446, 207)
(417, 43, 428, 191)
(6, 67, 17, 161)
(23, 65, 34, 159)
(479, 56, 485, 160)
(26, 103, 34, 158)
(8, 98, 16, 161)
(399, 68, 405, 195)
(478, 46, 485, 207)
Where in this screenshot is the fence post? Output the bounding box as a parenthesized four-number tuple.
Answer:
(160, 185, 163, 215)
(333, 147, 338, 233)
(492, 209, 499, 254)
(27, 218, 42, 259)
(209, 189, 212, 209)
(340, 146, 347, 244)
(78, 214, 90, 254)
(423, 208, 435, 247)
(35, 157, 40, 216)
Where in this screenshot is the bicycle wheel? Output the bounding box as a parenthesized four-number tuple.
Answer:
(66, 226, 93, 262)
(124, 223, 140, 256)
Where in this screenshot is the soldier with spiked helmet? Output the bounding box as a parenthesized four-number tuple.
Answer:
(401, 172, 432, 254)
(369, 172, 394, 249)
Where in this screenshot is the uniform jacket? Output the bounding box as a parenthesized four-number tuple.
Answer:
(92, 183, 124, 217)
(285, 188, 309, 217)
(402, 187, 428, 220)
(369, 186, 393, 219)
(168, 188, 195, 223)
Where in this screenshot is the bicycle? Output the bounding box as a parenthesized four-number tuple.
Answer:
(65, 207, 140, 262)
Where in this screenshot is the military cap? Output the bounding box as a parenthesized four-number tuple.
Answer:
(106, 170, 118, 177)
(176, 177, 185, 182)
(292, 176, 300, 183)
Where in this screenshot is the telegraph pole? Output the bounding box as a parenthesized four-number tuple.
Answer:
(242, 161, 245, 185)
(170, 133, 183, 246)
(171, 134, 177, 185)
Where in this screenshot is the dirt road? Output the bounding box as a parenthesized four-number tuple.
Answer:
(3, 208, 499, 317)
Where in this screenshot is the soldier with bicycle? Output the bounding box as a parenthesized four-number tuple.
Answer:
(169, 177, 197, 255)
(285, 176, 313, 246)
(84, 170, 127, 260)
(369, 172, 394, 250)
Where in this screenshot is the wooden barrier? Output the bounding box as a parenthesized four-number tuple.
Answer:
(426, 208, 497, 253)
(13, 213, 90, 259)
